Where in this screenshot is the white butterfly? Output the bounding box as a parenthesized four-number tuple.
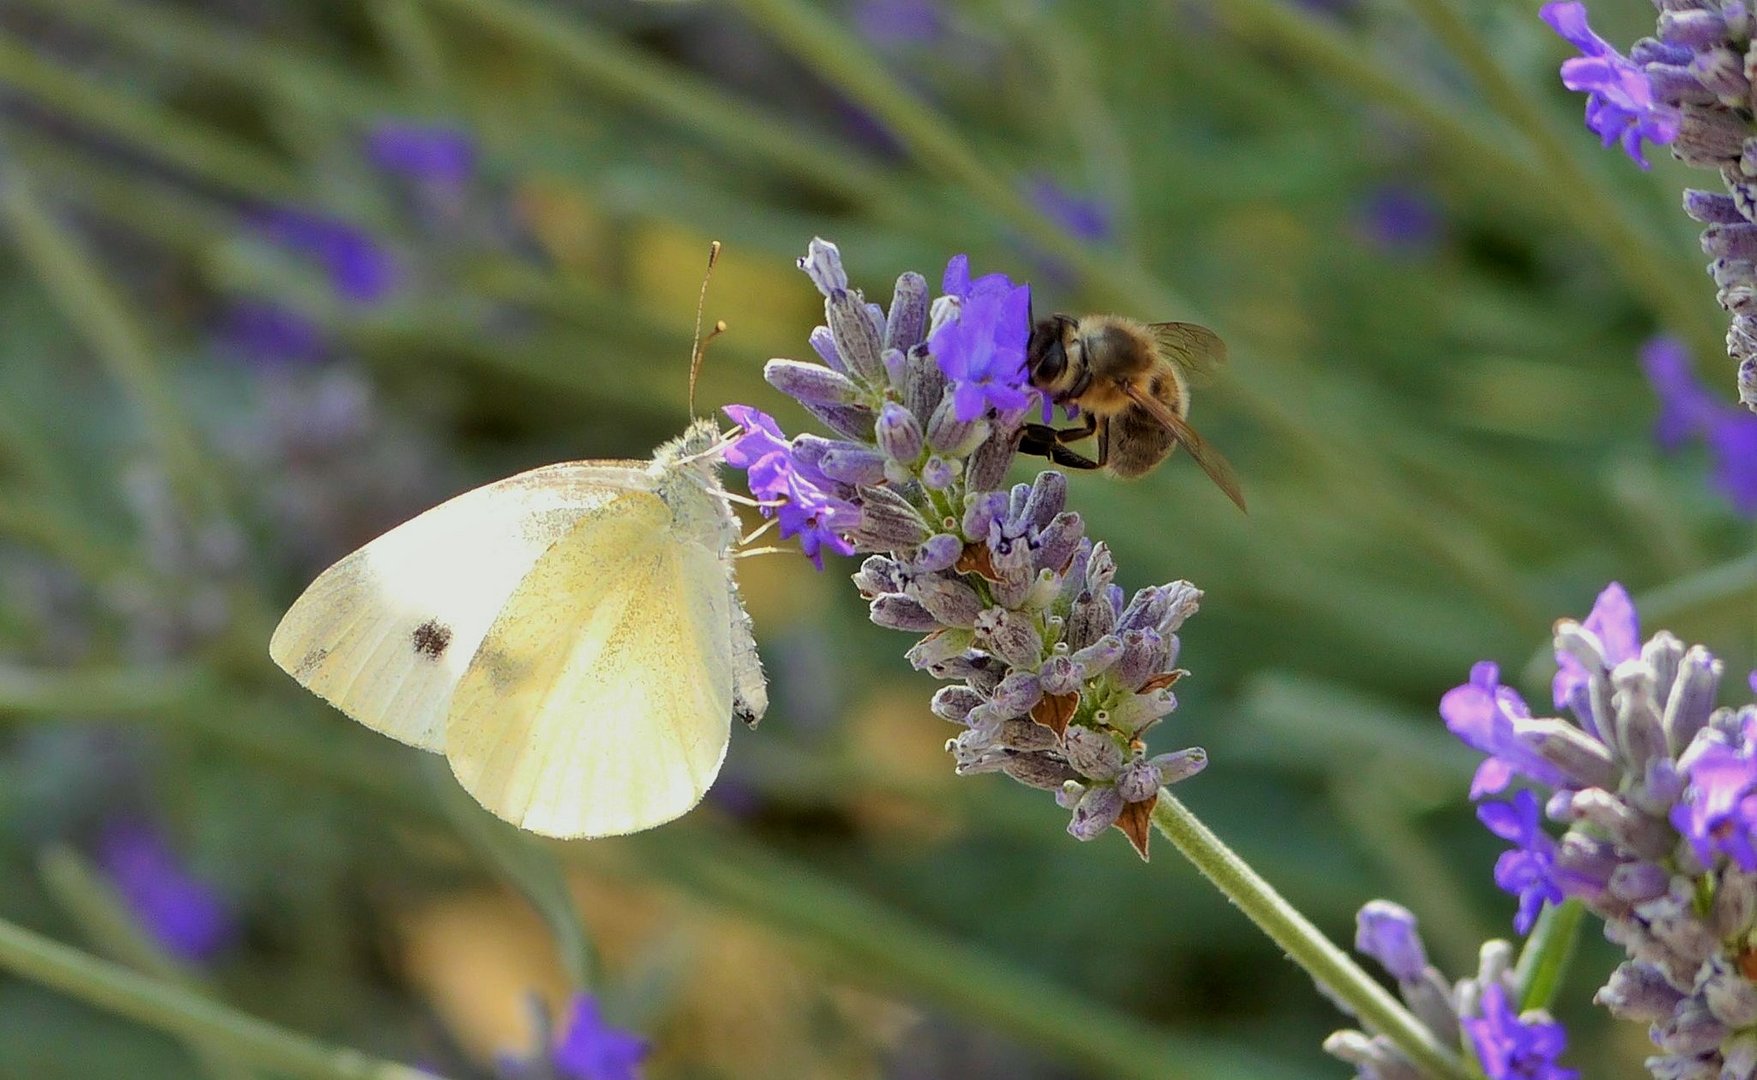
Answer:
(269, 418, 766, 838)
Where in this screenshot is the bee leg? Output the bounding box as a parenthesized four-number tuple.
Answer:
(1093, 415, 1110, 469)
(1017, 422, 1101, 470)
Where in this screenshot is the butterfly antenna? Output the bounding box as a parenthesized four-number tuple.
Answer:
(688, 240, 726, 418)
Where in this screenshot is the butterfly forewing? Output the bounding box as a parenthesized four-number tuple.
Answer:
(268, 462, 652, 750)
(1149, 322, 1227, 387)
(443, 490, 735, 838)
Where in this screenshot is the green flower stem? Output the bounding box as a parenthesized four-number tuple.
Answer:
(39, 847, 259, 1080)
(0, 915, 441, 1080)
(1513, 900, 1583, 1013)
(0, 30, 296, 202)
(1397, 0, 1720, 368)
(1149, 790, 1472, 1080)
(420, 0, 903, 212)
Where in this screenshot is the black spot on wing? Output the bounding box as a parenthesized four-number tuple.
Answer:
(412, 619, 453, 659)
(734, 698, 761, 729)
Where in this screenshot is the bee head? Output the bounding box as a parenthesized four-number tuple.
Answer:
(1026, 314, 1080, 394)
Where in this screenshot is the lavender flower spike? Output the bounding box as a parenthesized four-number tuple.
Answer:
(1439, 582, 1757, 1074)
(726, 239, 1210, 857)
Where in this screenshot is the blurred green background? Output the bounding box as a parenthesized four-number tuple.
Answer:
(0, 0, 1752, 1076)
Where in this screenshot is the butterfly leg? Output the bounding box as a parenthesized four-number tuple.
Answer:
(1016, 413, 1102, 471)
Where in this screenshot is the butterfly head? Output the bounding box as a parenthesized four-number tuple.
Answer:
(650, 418, 740, 550)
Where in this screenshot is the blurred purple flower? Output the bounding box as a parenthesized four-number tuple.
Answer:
(96, 819, 237, 964)
(365, 121, 478, 188)
(1441, 661, 1570, 798)
(1356, 185, 1442, 255)
(1540, 1, 1678, 167)
(723, 405, 859, 569)
(1025, 176, 1113, 242)
(929, 256, 1032, 421)
(252, 208, 398, 305)
(1462, 982, 1578, 1080)
(851, 0, 943, 46)
(550, 995, 649, 1080)
(1552, 582, 1640, 712)
(213, 299, 326, 368)
(1641, 336, 1757, 515)
(1479, 790, 1564, 935)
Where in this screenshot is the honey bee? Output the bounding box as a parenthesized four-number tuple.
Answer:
(1020, 313, 1246, 512)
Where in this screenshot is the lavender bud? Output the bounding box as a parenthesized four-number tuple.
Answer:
(799, 401, 876, 441)
(884, 272, 928, 353)
(827, 290, 886, 384)
(988, 566, 1036, 610)
(1018, 471, 1067, 530)
(1684, 189, 1747, 224)
(961, 491, 1008, 542)
(808, 324, 843, 371)
(1004, 754, 1080, 790)
(1066, 591, 1116, 651)
(1655, 998, 1727, 1056)
(973, 607, 1043, 669)
(1109, 688, 1177, 734)
(1659, 7, 1729, 47)
(909, 533, 963, 574)
(1612, 661, 1668, 772)
(1595, 961, 1686, 1022)
(909, 575, 983, 628)
(852, 555, 900, 597)
(1726, 1033, 1757, 1079)
(925, 395, 987, 456)
(1038, 654, 1082, 696)
(1067, 785, 1124, 840)
(1117, 586, 1169, 633)
(1020, 568, 1062, 611)
(1114, 629, 1167, 691)
(1665, 645, 1723, 752)
(881, 347, 908, 392)
(931, 685, 983, 724)
(1064, 725, 1123, 779)
(818, 445, 888, 485)
(920, 455, 956, 489)
(1644, 630, 1685, 708)
(1705, 223, 1757, 263)
(870, 594, 940, 632)
(1674, 105, 1747, 165)
(1691, 46, 1750, 102)
(1475, 939, 1516, 989)
(990, 672, 1044, 717)
(1354, 901, 1428, 983)
(798, 237, 848, 295)
(1712, 873, 1757, 938)
(1403, 972, 1459, 1044)
(1085, 542, 1117, 595)
(1149, 747, 1206, 785)
(996, 718, 1059, 751)
(1571, 789, 1675, 860)
(1033, 512, 1084, 575)
(1554, 832, 1620, 901)
(904, 346, 948, 426)
(1322, 1032, 1421, 1080)
(1704, 958, 1757, 1027)
(965, 426, 1017, 492)
(1608, 861, 1671, 903)
(1648, 63, 1719, 105)
(852, 485, 930, 548)
(1525, 719, 1621, 790)
(764, 359, 863, 407)
(1740, 354, 1756, 407)
(1153, 582, 1199, 633)
(1115, 760, 1160, 802)
(986, 521, 1033, 579)
(1006, 482, 1030, 521)
(905, 628, 974, 673)
(1070, 635, 1123, 676)
(876, 402, 924, 463)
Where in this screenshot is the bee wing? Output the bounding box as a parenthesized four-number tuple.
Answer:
(1149, 323, 1227, 387)
(1118, 383, 1247, 513)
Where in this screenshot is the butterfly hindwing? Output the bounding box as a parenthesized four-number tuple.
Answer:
(443, 490, 736, 838)
(268, 462, 651, 750)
